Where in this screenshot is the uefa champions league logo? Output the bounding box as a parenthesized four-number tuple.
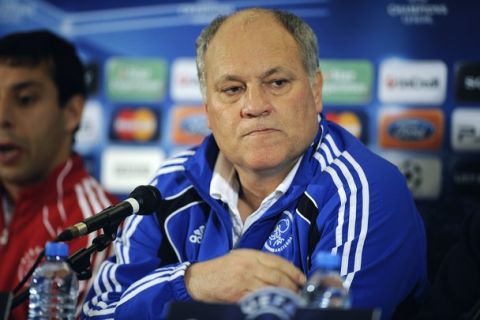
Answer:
(239, 286, 301, 320)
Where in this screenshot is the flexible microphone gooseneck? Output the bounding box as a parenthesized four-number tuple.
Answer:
(57, 185, 161, 241)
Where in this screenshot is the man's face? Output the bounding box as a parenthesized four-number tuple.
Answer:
(0, 64, 80, 188)
(204, 13, 323, 177)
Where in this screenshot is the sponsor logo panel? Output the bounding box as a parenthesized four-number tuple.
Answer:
(451, 108, 480, 151)
(321, 59, 373, 105)
(84, 61, 99, 95)
(455, 62, 480, 103)
(378, 59, 447, 104)
(106, 57, 167, 102)
(171, 106, 210, 145)
(75, 100, 103, 153)
(382, 153, 442, 199)
(379, 108, 444, 150)
(110, 106, 159, 142)
(81, 155, 98, 178)
(170, 58, 202, 102)
(101, 147, 165, 194)
(452, 160, 480, 194)
(325, 110, 368, 143)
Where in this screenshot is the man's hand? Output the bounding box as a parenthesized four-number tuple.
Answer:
(184, 249, 306, 303)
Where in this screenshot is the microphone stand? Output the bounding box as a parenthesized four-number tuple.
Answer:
(10, 224, 119, 311)
(68, 225, 117, 280)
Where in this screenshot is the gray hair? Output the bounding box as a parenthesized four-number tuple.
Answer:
(195, 8, 320, 99)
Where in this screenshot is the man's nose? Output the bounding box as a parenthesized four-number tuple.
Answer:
(0, 95, 13, 128)
(241, 85, 272, 118)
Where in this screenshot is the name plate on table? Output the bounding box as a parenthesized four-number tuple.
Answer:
(295, 307, 381, 320)
(166, 301, 244, 320)
(166, 301, 381, 320)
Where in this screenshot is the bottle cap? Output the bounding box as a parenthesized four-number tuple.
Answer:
(45, 241, 69, 258)
(314, 251, 341, 270)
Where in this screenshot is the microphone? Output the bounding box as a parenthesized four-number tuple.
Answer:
(57, 185, 161, 241)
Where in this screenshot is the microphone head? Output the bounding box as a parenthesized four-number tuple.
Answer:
(129, 185, 162, 214)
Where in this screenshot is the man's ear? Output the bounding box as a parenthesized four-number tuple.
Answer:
(63, 94, 85, 134)
(313, 70, 323, 113)
(204, 103, 211, 129)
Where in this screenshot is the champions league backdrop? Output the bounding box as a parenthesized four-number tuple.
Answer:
(1, 0, 479, 277)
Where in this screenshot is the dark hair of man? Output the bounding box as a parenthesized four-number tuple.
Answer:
(0, 30, 86, 108)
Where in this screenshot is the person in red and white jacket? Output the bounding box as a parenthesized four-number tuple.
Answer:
(0, 30, 117, 319)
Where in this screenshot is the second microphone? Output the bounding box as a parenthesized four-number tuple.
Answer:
(56, 185, 162, 241)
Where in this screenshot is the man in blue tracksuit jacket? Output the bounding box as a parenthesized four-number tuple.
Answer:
(82, 8, 428, 320)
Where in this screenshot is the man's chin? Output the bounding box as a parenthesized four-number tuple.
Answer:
(242, 157, 295, 176)
(0, 168, 37, 187)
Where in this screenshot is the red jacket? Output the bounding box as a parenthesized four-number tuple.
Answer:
(0, 154, 118, 319)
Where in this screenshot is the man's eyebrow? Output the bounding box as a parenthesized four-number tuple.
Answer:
(215, 67, 293, 84)
(260, 66, 292, 79)
(11, 80, 42, 91)
(215, 74, 242, 85)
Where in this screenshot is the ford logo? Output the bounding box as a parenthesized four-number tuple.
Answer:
(388, 119, 435, 141)
(181, 114, 210, 136)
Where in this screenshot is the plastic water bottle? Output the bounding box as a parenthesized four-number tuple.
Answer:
(28, 242, 79, 319)
(300, 251, 351, 309)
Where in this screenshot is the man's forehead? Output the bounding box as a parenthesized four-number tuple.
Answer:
(0, 63, 51, 88)
(208, 19, 292, 57)
(219, 10, 277, 32)
(227, 9, 274, 23)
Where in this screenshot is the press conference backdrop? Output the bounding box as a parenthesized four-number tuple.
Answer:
(1, 0, 479, 277)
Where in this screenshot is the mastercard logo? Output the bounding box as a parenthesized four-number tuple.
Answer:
(111, 107, 159, 142)
(326, 111, 362, 138)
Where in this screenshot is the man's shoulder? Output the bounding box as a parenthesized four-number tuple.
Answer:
(328, 123, 403, 181)
(307, 124, 409, 207)
(149, 149, 201, 198)
(60, 155, 118, 206)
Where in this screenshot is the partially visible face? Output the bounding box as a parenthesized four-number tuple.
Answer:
(0, 63, 79, 188)
(204, 11, 323, 177)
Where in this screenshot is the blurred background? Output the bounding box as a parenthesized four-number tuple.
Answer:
(1, 0, 479, 280)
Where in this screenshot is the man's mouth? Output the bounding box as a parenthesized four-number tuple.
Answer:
(246, 128, 277, 136)
(0, 144, 18, 152)
(0, 143, 22, 163)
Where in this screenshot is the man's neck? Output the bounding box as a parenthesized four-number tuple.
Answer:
(235, 166, 293, 222)
(0, 183, 15, 205)
(2, 179, 38, 203)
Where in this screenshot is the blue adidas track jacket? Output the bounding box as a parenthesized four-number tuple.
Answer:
(82, 116, 428, 320)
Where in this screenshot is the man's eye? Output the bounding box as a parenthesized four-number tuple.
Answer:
(222, 86, 243, 95)
(18, 95, 37, 106)
(271, 79, 289, 87)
